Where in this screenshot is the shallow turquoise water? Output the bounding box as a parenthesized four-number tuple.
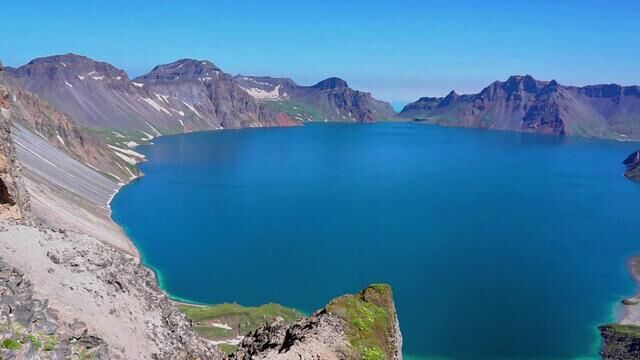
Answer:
(112, 123, 640, 359)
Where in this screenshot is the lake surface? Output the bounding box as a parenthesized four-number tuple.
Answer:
(112, 123, 640, 360)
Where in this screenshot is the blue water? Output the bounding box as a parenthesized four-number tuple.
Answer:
(112, 123, 640, 360)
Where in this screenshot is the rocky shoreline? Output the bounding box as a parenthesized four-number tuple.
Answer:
(624, 150, 640, 180)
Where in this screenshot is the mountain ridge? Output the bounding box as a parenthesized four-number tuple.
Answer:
(7, 54, 297, 135)
(234, 74, 397, 122)
(399, 75, 640, 140)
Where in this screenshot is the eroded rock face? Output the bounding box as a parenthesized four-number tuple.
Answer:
(0, 72, 29, 221)
(231, 284, 403, 360)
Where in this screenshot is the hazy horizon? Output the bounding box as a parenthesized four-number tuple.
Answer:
(2, 0, 639, 102)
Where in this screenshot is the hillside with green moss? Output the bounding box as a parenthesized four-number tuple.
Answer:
(230, 284, 402, 360)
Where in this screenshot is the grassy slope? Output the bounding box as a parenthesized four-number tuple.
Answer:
(178, 303, 304, 353)
(326, 284, 398, 360)
(264, 100, 326, 121)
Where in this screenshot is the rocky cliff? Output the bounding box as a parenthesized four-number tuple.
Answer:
(231, 284, 403, 360)
(0, 66, 30, 221)
(235, 75, 397, 122)
(624, 150, 640, 180)
(400, 75, 640, 140)
(133, 59, 297, 130)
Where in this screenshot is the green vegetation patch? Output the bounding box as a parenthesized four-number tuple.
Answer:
(264, 100, 326, 121)
(27, 334, 42, 350)
(179, 302, 304, 343)
(0, 322, 58, 353)
(86, 127, 154, 147)
(605, 324, 640, 337)
(217, 343, 238, 355)
(1, 338, 22, 351)
(326, 284, 397, 360)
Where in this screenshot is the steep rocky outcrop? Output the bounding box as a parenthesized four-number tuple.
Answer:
(7, 54, 295, 134)
(400, 75, 640, 140)
(624, 150, 640, 180)
(235, 75, 397, 122)
(0, 222, 223, 359)
(231, 284, 402, 360)
(0, 66, 29, 221)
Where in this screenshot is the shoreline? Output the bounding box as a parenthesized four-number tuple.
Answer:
(617, 256, 640, 325)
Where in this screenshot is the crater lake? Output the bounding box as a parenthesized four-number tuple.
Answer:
(111, 122, 640, 360)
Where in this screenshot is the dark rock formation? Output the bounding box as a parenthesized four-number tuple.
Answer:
(599, 324, 640, 360)
(624, 150, 640, 180)
(399, 75, 640, 140)
(231, 284, 402, 360)
(234, 75, 397, 122)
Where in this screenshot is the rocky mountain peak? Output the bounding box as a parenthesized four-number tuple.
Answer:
(438, 90, 460, 107)
(10, 53, 129, 85)
(137, 59, 221, 83)
(312, 77, 349, 90)
(503, 74, 544, 94)
(16, 53, 129, 81)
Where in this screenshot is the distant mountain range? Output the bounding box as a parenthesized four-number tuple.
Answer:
(399, 75, 640, 141)
(6, 54, 395, 138)
(5, 55, 640, 181)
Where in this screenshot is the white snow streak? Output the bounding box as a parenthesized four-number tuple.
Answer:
(112, 151, 137, 165)
(145, 121, 162, 136)
(241, 85, 281, 100)
(141, 97, 172, 116)
(181, 101, 201, 117)
(108, 145, 145, 159)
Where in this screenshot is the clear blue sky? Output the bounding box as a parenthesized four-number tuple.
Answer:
(1, 0, 639, 102)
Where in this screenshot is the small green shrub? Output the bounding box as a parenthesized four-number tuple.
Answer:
(2, 338, 22, 350)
